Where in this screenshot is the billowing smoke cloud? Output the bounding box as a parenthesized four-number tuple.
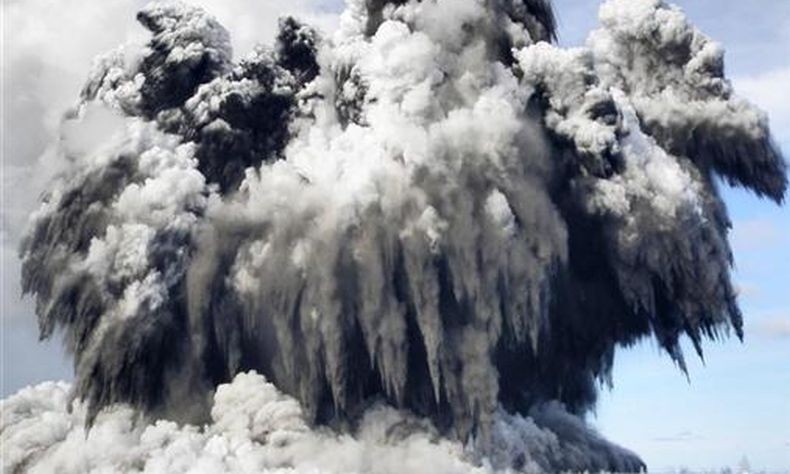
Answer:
(1, 371, 642, 473)
(7, 0, 786, 472)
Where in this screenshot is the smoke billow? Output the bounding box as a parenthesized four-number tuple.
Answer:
(2, 371, 645, 473)
(6, 0, 786, 472)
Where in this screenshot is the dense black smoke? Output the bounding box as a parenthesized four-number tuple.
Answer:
(13, 0, 786, 472)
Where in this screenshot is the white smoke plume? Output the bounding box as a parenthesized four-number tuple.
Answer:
(5, 0, 786, 472)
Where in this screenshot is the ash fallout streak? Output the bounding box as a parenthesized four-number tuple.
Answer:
(8, 0, 787, 472)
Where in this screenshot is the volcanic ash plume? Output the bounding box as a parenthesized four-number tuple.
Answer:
(7, 0, 786, 472)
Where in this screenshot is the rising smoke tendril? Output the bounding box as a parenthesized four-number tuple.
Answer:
(11, 0, 786, 472)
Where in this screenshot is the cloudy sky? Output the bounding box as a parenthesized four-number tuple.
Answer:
(2, 0, 788, 472)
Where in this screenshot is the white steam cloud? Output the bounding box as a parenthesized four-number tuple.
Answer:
(1, 372, 640, 473)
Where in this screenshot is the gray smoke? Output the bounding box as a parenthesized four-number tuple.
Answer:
(9, 0, 786, 472)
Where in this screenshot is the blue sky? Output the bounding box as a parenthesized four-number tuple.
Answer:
(2, 1, 788, 472)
